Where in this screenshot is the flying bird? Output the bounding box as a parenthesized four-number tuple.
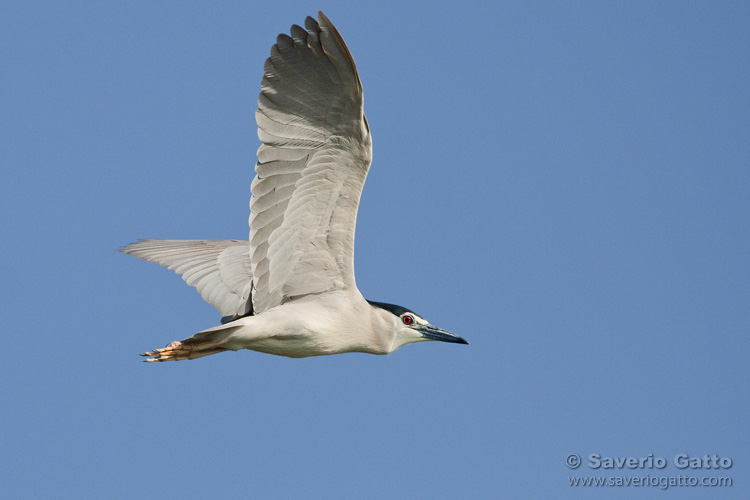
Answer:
(121, 12, 468, 361)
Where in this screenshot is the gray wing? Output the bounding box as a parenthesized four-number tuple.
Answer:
(119, 239, 253, 321)
(249, 12, 372, 314)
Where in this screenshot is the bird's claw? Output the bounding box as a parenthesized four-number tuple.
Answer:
(141, 341, 192, 362)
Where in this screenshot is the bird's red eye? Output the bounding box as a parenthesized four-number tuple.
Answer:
(402, 315, 414, 325)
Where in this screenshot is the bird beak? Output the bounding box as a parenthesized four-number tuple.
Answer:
(419, 325, 469, 345)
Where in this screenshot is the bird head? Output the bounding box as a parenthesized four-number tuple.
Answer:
(367, 300, 468, 351)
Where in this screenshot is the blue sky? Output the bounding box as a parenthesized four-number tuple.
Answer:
(1, 1, 748, 498)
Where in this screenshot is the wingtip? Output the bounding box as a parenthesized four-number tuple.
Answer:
(317, 11, 336, 30)
(117, 238, 148, 254)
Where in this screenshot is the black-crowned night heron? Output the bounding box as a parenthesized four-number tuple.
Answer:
(121, 12, 468, 362)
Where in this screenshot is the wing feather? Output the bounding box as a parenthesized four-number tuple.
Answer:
(120, 13, 370, 321)
(249, 12, 372, 313)
(119, 239, 253, 320)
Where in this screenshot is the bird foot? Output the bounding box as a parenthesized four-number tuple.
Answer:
(141, 341, 197, 362)
(142, 340, 228, 362)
